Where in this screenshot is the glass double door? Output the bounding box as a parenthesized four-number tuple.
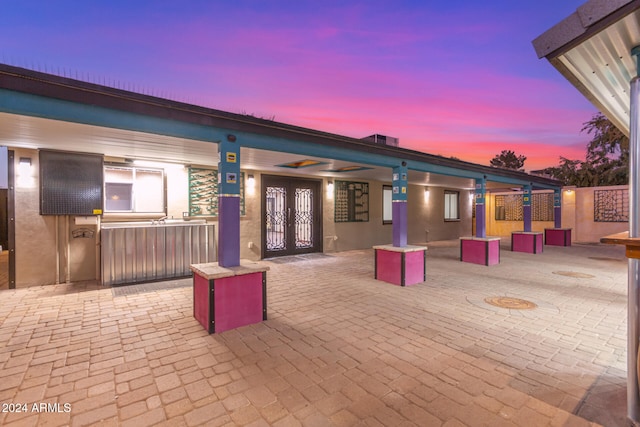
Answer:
(262, 176, 322, 257)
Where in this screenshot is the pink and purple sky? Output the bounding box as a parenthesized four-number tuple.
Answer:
(2, 0, 596, 171)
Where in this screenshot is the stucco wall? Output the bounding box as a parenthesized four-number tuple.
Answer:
(329, 180, 391, 251)
(14, 148, 58, 287)
(485, 191, 554, 237)
(12, 158, 475, 287)
(415, 186, 473, 242)
(571, 185, 628, 242)
(485, 186, 628, 242)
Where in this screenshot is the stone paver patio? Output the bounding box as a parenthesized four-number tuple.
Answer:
(0, 240, 629, 426)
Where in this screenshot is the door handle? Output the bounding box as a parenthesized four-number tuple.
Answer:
(287, 207, 291, 227)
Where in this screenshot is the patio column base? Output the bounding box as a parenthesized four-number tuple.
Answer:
(545, 228, 572, 246)
(511, 231, 543, 254)
(460, 237, 500, 266)
(373, 244, 427, 286)
(191, 261, 269, 334)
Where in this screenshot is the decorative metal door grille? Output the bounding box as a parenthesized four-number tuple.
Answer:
(595, 188, 628, 222)
(334, 181, 369, 222)
(532, 193, 554, 221)
(295, 188, 313, 249)
(495, 195, 523, 221)
(266, 186, 287, 251)
(188, 168, 245, 216)
(495, 193, 554, 221)
(262, 176, 321, 257)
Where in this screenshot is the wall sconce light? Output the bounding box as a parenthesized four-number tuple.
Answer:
(424, 187, 429, 203)
(469, 190, 476, 203)
(17, 157, 35, 188)
(246, 174, 255, 195)
(18, 157, 32, 175)
(327, 180, 334, 198)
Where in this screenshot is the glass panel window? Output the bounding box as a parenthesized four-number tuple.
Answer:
(105, 183, 133, 211)
(382, 185, 392, 224)
(134, 169, 164, 212)
(104, 166, 165, 213)
(444, 191, 459, 221)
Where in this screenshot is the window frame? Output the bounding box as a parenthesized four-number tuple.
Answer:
(444, 190, 460, 221)
(104, 165, 166, 214)
(382, 185, 392, 224)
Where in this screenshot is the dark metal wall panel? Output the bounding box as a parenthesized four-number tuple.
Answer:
(40, 150, 103, 215)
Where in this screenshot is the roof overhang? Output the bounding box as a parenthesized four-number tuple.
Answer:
(0, 64, 561, 190)
(533, 0, 640, 136)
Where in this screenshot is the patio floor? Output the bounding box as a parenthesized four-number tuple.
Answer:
(0, 240, 629, 426)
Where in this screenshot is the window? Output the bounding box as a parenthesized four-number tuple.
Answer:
(382, 185, 392, 224)
(444, 191, 459, 221)
(104, 166, 165, 213)
(334, 180, 369, 222)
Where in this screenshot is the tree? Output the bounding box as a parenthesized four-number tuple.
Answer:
(490, 150, 526, 170)
(543, 113, 629, 186)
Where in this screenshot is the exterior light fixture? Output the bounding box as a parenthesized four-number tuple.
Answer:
(133, 159, 184, 169)
(17, 157, 35, 188)
(424, 187, 429, 203)
(18, 157, 31, 175)
(327, 180, 334, 199)
(246, 174, 255, 195)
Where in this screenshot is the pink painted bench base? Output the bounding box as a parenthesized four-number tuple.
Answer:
(191, 261, 269, 334)
(545, 228, 572, 246)
(511, 232, 543, 254)
(460, 237, 500, 266)
(373, 245, 427, 286)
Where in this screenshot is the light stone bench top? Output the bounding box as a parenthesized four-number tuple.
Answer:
(191, 260, 270, 280)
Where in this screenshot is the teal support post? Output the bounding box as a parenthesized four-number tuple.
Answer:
(553, 188, 561, 228)
(218, 135, 241, 267)
(523, 184, 532, 232)
(475, 177, 486, 238)
(392, 163, 408, 247)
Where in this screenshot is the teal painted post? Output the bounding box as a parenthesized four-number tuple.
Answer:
(523, 184, 532, 232)
(392, 164, 408, 247)
(553, 188, 561, 228)
(218, 135, 241, 267)
(475, 177, 486, 238)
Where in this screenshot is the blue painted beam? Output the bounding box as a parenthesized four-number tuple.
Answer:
(0, 88, 561, 192)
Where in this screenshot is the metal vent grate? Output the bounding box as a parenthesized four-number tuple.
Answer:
(40, 150, 103, 215)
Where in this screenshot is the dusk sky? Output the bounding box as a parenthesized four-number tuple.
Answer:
(2, 0, 596, 171)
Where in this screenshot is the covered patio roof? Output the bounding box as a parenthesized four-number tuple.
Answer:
(533, 0, 640, 135)
(0, 63, 560, 190)
(534, 1, 640, 423)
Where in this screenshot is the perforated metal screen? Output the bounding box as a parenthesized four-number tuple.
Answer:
(40, 150, 103, 215)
